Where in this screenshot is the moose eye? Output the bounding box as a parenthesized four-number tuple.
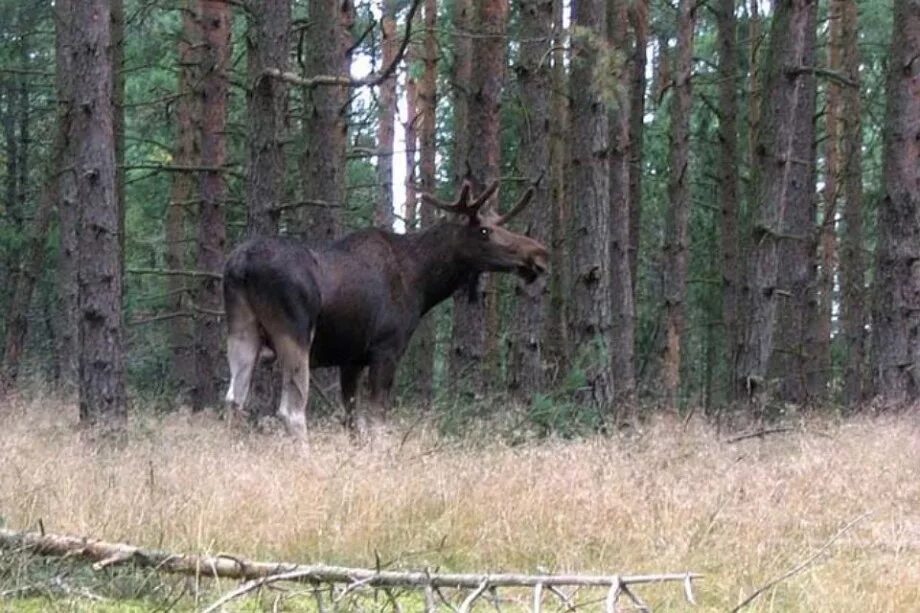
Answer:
(479, 227, 490, 238)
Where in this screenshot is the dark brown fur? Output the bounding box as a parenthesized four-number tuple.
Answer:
(222, 183, 549, 434)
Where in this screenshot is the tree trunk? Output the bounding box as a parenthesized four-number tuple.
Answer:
(375, 0, 397, 229)
(165, 0, 200, 403)
(607, 0, 636, 404)
(872, 0, 920, 405)
(569, 0, 613, 407)
(300, 0, 354, 241)
(660, 0, 695, 407)
(545, 0, 569, 376)
(814, 0, 845, 402)
(717, 0, 740, 400)
(246, 0, 290, 237)
(736, 0, 818, 408)
(734, 0, 762, 401)
(450, 0, 472, 202)
(55, 0, 79, 390)
(450, 0, 507, 392)
(508, 0, 552, 397)
(70, 0, 127, 427)
(838, 0, 864, 407)
(112, 0, 125, 275)
(404, 75, 419, 228)
(627, 0, 648, 295)
(243, 0, 289, 417)
(413, 0, 439, 402)
(651, 33, 671, 109)
(193, 0, 232, 411)
(449, 0, 497, 393)
(772, 2, 818, 406)
(746, 0, 762, 169)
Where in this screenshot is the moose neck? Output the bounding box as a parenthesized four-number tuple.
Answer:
(405, 223, 478, 315)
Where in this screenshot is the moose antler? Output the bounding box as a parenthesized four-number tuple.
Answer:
(420, 181, 499, 217)
(492, 187, 535, 226)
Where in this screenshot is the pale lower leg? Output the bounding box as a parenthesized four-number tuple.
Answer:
(278, 357, 309, 437)
(225, 332, 260, 414)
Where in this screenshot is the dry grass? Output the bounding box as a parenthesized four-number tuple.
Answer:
(2, 395, 920, 611)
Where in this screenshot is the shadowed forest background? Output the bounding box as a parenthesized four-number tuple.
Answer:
(0, 0, 917, 427)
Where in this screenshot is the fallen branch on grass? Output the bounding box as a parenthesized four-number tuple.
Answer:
(0, 527, 701, 611)
(725, 426, 795, 444)
(729, 511, 872, 612)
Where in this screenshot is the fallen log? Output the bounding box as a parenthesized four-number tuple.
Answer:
(0, 527, 701, 611)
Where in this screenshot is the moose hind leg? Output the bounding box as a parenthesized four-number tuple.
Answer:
(225, 325, 260, 415)
(276, 337, 310, 437)
(368, 354, 398, 420)
(340, 365, 362, 432)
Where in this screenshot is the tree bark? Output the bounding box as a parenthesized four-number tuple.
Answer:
(734, 0, 762, 401)
(404, 74, 419, 228)
(165, 0, 201, 403)
(413, 0, 438, 401)
(246, 0, 290, 237)
(814, 0, 845, 402)
(193, 0, 232, 410)
(607, 0, 636, 404)
(569, 0, 613, 407)
(508, 0, 552, 397)
(375, 0, 397, 229)
(627, 0, 648, 295)
(545, 0, 569, 376)
(478, 0, 511, 388)
(872, 0, 920, 405)
(838, 0, 865, 407)
(651, 33, 671, 109)
(55, 0, 79, 391)
(717, 0, 740, 400)
(450, 0, 502, 393)
(660, 0, 695, 407)
(70, 0, 127, 427)
(772, 2, 818, 406)
(300, 0, 354, 241)
(112, 0, 125, 275)
(736, 0, 818, 408)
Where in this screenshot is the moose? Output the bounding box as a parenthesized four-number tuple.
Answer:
(222, 181, 549, 436)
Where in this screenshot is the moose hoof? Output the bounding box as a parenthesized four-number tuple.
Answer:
(349, 413, 388, 445)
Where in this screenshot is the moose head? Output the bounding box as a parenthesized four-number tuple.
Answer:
(421, 181, 550, 283)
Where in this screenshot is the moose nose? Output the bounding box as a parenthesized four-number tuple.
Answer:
(531, 249, 549, 274)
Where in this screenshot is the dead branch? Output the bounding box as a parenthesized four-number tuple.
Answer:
(263, 0, 422, 90)
(730, 512, 872, 612)
(126, 268, 223, 281)
(127, 311, 194, 327)
(1, 528, 700, 610)
(725, 426, 795, 444)
(785, 65, 859, 88)
(458, 578, 489, 613)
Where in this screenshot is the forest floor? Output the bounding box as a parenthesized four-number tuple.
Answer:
(1, 394, 919, 612)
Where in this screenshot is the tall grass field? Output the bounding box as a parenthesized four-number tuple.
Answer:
(1, 395, 919, 611)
